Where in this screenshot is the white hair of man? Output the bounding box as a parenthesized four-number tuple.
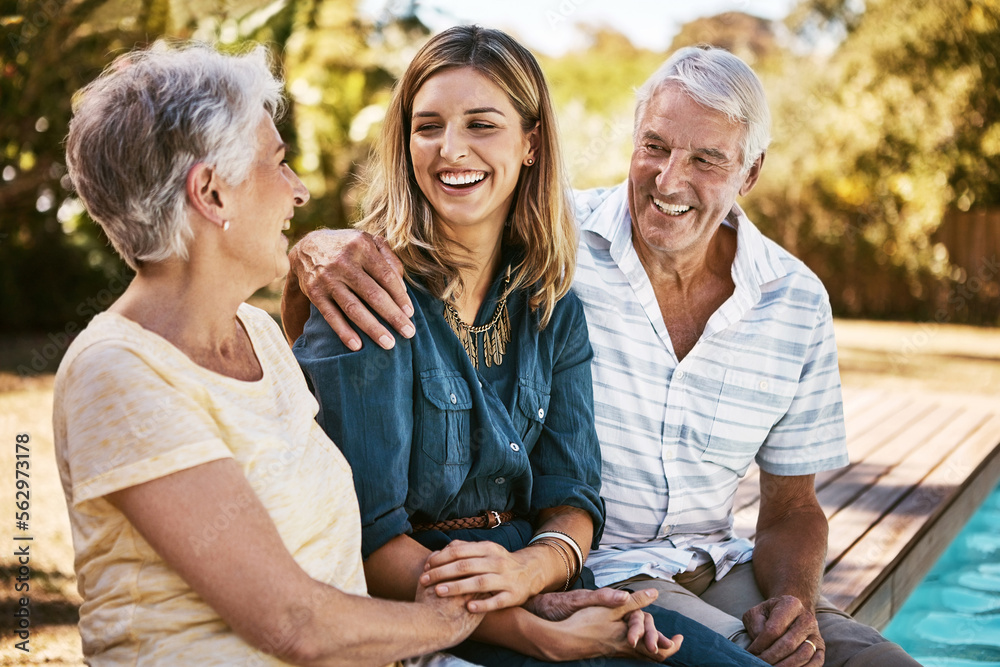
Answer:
(634, 45, 771, 174)
(65, 41, 285, 270)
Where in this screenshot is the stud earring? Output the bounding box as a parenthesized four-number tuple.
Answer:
(222, 221, 230, 231)
(526, 158, 534, 166)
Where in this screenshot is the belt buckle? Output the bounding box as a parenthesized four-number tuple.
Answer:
(484, 510, 502, 529)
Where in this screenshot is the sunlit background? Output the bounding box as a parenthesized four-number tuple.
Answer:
(1, 3, 1000, 664)
(1, 0, 997, 334)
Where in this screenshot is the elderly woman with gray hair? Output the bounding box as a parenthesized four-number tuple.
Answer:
(54, 42, 485, 665)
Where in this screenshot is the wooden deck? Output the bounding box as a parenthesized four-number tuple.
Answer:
(733, 387, 1000, 630)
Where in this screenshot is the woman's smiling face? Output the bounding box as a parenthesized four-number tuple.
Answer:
(408, 67, 536, 238)
(225, 112, 309, 288)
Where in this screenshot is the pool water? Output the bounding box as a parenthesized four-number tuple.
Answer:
(883, 481, 1000, 665)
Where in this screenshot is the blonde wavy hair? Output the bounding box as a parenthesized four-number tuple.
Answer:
(357, 25, 575, 329)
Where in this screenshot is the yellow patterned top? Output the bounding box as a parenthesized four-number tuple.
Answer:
(53, 304, 367, 665)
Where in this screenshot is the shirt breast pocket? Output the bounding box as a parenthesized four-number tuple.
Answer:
(515, 379, 551, 449)
(418, 371, 472, 465)
(704, 369, 797, 475)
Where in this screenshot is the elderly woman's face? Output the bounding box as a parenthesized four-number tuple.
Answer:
(226, 112, 309, 286)
(409, 67, 536, 238)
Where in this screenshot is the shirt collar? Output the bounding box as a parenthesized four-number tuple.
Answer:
(577, 183, 789, 291)
(576, 182, 635, 266)
(727, 202, 788, 296)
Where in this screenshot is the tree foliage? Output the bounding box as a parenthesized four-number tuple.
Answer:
(537, 27, 665, 189)
(2, 0, 145, 332)
(1, 0, 998, 334)
(668, 11, 778, 65)
(0, 0, 409, 331)
(744, 0, 1000, 321)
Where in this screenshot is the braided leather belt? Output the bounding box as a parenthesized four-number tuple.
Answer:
(411, 510, 516, 533)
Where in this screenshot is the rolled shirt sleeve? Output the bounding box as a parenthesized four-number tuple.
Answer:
(60, 345, 233, 506)
(756, 295, 850, 475)
(294, 305, 414, 558)
(526, 293, 606, 547)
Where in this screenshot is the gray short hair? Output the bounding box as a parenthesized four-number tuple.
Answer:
(65, 41, 285, 270)
(634, 46, 771, 173)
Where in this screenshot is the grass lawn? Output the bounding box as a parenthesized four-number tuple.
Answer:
(1, 316, 998, 665)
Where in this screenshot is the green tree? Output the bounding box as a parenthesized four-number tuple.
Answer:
(668, 11, 778, 66)
(0, 0, 295, 332)
(538, 27, 665, 188)
(279, 0, 425, 239)
(0, 0, 418, 335)
(744, 0, 1000, 321)
(1, 0, 148, 332)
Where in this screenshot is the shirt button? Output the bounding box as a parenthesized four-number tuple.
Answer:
(495, 477, 506, 485)
(759, 380, 769, 390)
(510, 442, 520, 452)
(478, 381, 483, 388)
(450, 393, 457, 404)
(674, 370, 685, 380)
(537, 408, 545, 419)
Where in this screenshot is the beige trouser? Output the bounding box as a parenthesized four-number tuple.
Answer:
(613, 563, 921, 667)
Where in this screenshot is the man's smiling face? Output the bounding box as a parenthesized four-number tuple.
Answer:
(627, 82, 762, 261)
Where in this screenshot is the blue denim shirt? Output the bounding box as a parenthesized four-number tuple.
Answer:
(294, 264, 605, 559)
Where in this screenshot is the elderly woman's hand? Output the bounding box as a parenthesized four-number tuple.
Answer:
(414, 553, 487, 646)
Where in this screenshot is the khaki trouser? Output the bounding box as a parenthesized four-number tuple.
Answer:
(613, 562, 921, 667)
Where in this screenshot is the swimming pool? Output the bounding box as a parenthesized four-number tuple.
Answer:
(883, 481, 1000, 665)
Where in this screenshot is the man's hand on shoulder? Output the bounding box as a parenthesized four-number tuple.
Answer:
(281, 229, 413, 348)
(743, 594, 824, 667)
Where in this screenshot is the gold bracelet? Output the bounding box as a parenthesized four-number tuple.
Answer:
(532, 539, 571, 591)
(529, 530, 583, 582)
(538, 537, 572, 571)
(543, 531, 583, 575)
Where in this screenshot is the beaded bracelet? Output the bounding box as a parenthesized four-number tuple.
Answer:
(532, 539, 571, 591)
(529, 531, 583, 579)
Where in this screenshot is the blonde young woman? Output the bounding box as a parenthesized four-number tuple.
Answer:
(289, 25, 768, 667)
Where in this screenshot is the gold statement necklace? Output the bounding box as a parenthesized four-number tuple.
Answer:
(443, 267, 511, 369)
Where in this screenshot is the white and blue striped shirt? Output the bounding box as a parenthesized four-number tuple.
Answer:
(572, 184, 850, 587)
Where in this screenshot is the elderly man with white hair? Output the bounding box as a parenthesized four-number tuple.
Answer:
(284, 45, 921, 667)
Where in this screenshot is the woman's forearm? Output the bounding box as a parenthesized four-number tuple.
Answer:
(529, 505, 595, 592)
(106, 459, 480, 667)
(464, 591, 678, 664)
(278, 582, 478, 667)
(362, 532, 582, 659)
(466, 606, 556, 660)
(363, 534, 434, 600)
